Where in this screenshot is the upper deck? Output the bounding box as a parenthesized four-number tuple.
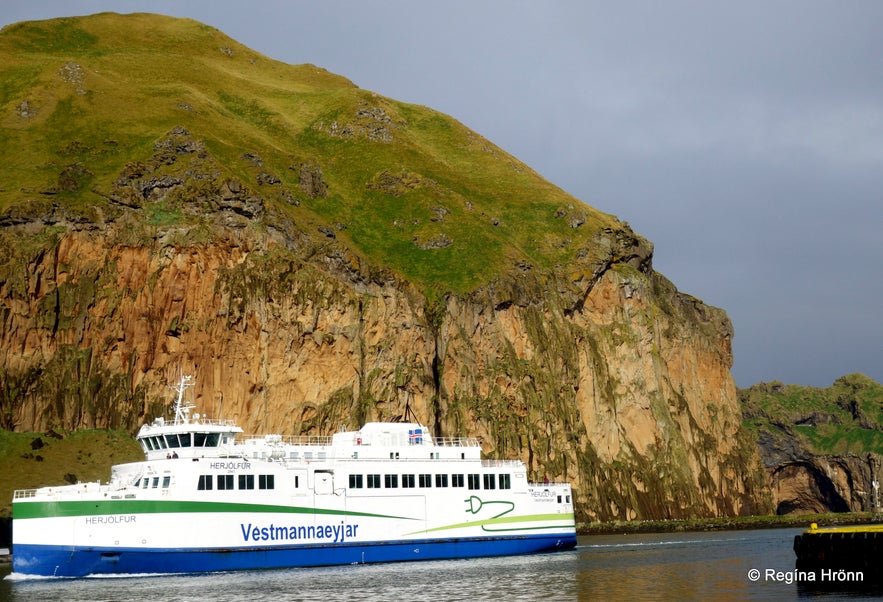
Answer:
(135, 376, 482, 462)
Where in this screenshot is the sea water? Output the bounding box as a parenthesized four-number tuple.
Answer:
(1, 528, 876, 601)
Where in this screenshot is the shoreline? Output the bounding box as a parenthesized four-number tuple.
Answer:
(578, 512, 883, 535)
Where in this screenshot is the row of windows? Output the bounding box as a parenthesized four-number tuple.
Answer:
(197, 474, 276, 491)
(137, 476, 171, 489)
(348, 473, 512, 490)
(142, 432, 222, 451)
(140, 472, 514, 494)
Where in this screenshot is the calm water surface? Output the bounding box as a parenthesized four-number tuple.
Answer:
(1, 528, 876, 600)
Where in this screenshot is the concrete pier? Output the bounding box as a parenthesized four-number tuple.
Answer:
(794, 523, 883, 589)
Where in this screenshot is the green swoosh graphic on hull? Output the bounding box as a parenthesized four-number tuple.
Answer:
(405, 512, 575, 536)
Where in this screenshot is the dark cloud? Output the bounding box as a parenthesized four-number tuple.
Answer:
(3, 1, 881, 387)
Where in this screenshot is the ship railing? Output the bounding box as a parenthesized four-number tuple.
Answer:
(434, 436, 481, 447)
(527, 481, 571, 488)
(481, 459, 523, 467)
(238, 434, 334, 446)
(191, 417, 238, 427)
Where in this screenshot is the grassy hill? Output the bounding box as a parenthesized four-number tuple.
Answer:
(0, 428, 142, 520)
(740, 373, 883, 457)
(1, 12, 617, 296)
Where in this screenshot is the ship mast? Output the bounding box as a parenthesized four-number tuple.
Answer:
(170, 374, 195, 425)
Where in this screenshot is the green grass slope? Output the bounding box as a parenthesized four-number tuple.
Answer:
(0, 429, 143, 519)
(0, 12, 618, 294)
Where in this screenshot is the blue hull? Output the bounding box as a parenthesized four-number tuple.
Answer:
(13, 533, 577, 577)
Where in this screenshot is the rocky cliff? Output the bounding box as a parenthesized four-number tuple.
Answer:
(0, 200, 771, 522)
(0, 13, 772, 522)
(742, 376, 883, 515)
(769, 453, 882, 515)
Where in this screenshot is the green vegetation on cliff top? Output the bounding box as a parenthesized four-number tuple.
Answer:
(0, 12, 617, 294)
(741, 373, 883, 455)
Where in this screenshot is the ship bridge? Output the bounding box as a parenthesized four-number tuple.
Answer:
(136, 375, 242, 460)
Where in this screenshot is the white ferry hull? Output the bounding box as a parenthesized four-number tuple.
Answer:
(13, 498, 576, 577)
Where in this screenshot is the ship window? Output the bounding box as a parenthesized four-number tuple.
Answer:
(557, 495, 562, 503)
(154, 436, 167, 450)
(499, 474, 511, 489)
(238, 475, 255, 490)
(367, 474, 381, 488)
(566, 495, 571, 503)
(290, 451, 299, 460)
(468, 474, 480, 490)
(197, 475, 213, 490)
(419, 474, 432, 488)
(259, 474, 275, 490)
(304, 452, 313, 460)
(162, 476, 171, 488)
(142, 439, 152, 451)
(435, 474, 448, 488)
(193, 432, 207, 447)
(217, 475, 234, 490)
(384, 474, 398, 488)
(294, 475, 300, 488)
(165, 434, 180, 448)
(483, 474, 496, 490)
(179, 433, 191, 447)
(142, 478, 149, 489)
(152, 477, 160, 489)
(451, 474, 464, 488)
(349, 474, 363, 489)
(402, 474, 415, 488)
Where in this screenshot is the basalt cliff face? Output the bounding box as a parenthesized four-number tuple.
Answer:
(768, 453, 882, 515)
(0, 13, 772, 522)
(742, 377, 883, 515)
(1, 211, 771, 521)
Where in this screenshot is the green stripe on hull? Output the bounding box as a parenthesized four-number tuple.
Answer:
(13, 499, 412, 521)
(407, 512, 575, 536)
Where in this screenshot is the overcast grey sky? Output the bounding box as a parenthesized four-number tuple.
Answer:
(3, 1, 882, 388)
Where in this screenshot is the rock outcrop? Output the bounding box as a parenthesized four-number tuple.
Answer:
(742, 376, 883, 515)
(770, 454, 883, 515)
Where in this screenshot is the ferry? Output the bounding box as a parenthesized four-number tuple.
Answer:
(11, 376, 577, 577)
